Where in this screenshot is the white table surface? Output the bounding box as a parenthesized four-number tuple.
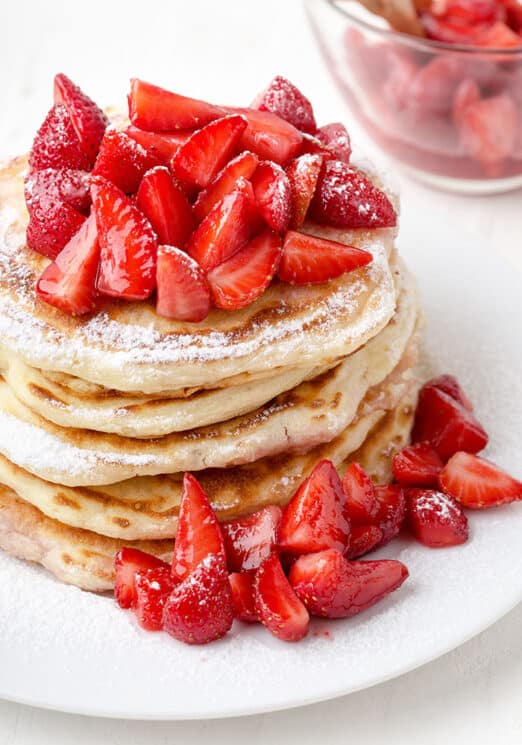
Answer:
(1, 0, 521, 741)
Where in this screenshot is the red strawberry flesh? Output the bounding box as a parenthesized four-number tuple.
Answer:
(92, 129, 161, 194)
(193, 150, 259, 222)
(136, 166, 193, 248)
(439, 452, 522, 509)
(251, 76, 317, 134)
(254, 552, 310, 642)
(392, 443, 444, 488)
(285, 153, 324, 229)
(156, 246, 210, 322)
(229, 571, 258, 622)
(251, 160, 292, 232)
(134, 566, 176, 631)
(221, 505, 282, 572)
(53, 73, 108, 166)
(28, 104, 90, 172)
(129, 79, 225, 131)
(407, 488, 469, 548)
(114, 547, 169, 609)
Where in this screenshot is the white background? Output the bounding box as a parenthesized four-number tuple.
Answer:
(1, 0, 521, 741)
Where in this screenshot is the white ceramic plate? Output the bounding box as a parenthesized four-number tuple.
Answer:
(0, 237, 521, 720)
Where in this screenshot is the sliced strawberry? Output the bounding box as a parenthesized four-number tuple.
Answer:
(24, 168, 91, 216)
(136, 167, 193, 247)
(299, 133, 337, 160)
(428, 374, 474, 411)
(453, 79, 481, 127)
(412, 385, 488, 460)
(439, 452, 522, 509)
(187, 191, 251, 272)
(128, 79, 225, 131)
(315, 123, 351, 163)
(458, 94, 518, 167)
(289, 549, 409, 619)
(91, 177, 158, 300)
(254, 552, 310, 642)
(221, 505, 282, 572)
(114, 547, 169, 609)
(156, 246, 210, 322)
(310, 160, 397, 229)
(278, 459, 351, 554)
(53, 73, 108, 165)
(134, 566, 176, 631)
(251, 76, 316, 134)
(172, 473, 226, 581)
(439, 0, 501, 25)
(342, 462, 379, 524)
(125, 125, 190, 163)
(163, 554, 234, 645)
(207, 229, 282, 310)
(231, 107, 303, 164)
(26, 199, 86, 260)
(392, 443, 444, 488)
(92, 129, 161, 194)
(474, 21, 522, 47)
(193, 150, 259, 222)
(407, 489, 469, 548)
(36, 213, 100, 315)
(421, 13, 489, 43)
(171, 115, 247, 190)
(345, 524, 383, 560)
(374, 485, 406, 546)
(28, 104, 89, 172)
(251, 160, 292, 232)
(278, 230, 372, 285)
(229, 571, 258, 622)
(285, 154, 324, 229)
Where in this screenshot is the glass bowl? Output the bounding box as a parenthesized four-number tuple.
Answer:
(305, 0, 522, 194)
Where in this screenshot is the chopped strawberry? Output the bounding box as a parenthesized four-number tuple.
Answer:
(453, 79, 481, 127)
(171, 115, 247, 190)
(193, 151, 259, 222)
(229, 571, 258, 622)
(345, 524, 383, 560)
(207, 229, 282, 310)
(36, 213, 100, 315)
(92, 129, 161, 194)
(421, 13, 489, 43)
(310, 160, 397, 229)
(298, 133, 337, 160)
(458, 94, 518, 167)
(231, 107, 303, 164)
(412, 384, 488, 460)
(439, 0, 501, 24)
(128, 79, 225, 131)
(53, 73, 108, 165)
(91, 177, 158, 300)
(28, 104, 90, 172)
(439, 451, 522, 509)
(125, 125, 191, 163)
(134, 566, 176, 631)
(251, 161, 292, 232)
(136, 166, 193, 247)
(428, 374, 474, 411)
(254, 552, 310, 642)
(187, 191, 251, 272)
(278, 230, 372, 285)
(285, 154, 323, 229)
(156, 246, 210, 322)
(374, 485, 407, 546)
(163, 554, 234, 645)
(474, 20, 522, 47)
(289, 549, 409, 618)
(342, 462, 379, 524)
(24, 168, 91, 216)
(26, 199, 86, 260)
(114, 547, 169, 609)
(278, 459, 351, 554)
(172, 473, 226, 581)
(221, 505, 283, 572)
(251, 76, 316, 134)
(315, 123, 351, 163)
(407, 489, 469, 548)
(392, 444, 444, 488)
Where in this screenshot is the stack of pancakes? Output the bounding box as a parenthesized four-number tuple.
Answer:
(0, 156, 421, 591)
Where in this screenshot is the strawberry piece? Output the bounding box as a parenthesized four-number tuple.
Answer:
(392, 444, 444, 488)
(136, 166, 193, 247)
(129, 79, 226, 131)
(207, 229, 282, 310)
(439, 452, 522, 509)
(439, 0, 501, 24)
(421, 13, 489, 43)
(458, 94, 518, 167)
(409, 57, 463, 116)
(92, 129, 161, 194)
(278, 459, 351, 554)
(28, 104, 89, 172)
(429, 374, 474, 411)
(453, 79, 481, 127)
(231, 108, 303, 165)
(172, 473, 226, 581)
(315, 123, 351, 163)
(221, 505, 282, 572)
(171, 115, 248, 190)
(53, 73, 108, 165)
(187, 191, 251, 272)
(24, 168, 91, 216)
(163, 554, 234, 645)
(193, 151, 259, 222)
(407, 489, 469, 548)
(342, 462, 379, 524)
(254, 552, 310, 642)
(310, 160, 397, 229)
(474, 21, 522, 47)
(345, 524, 383, 560)
(278, 230, 372, 285)
(125, 125, 190, 163)
(36, 213, 100, 315)
(285, 154, 323, 229)
(251, 76, 317, 134)
(299, 133, 337, 160)
(412, 385, 488, 460)
(229, 571, 258, 622)
(91, 177, 158, 300)
(374, 485, 406, 546)
(134, 566, 176, 631)
(156, 246, 210, 322)
(26, 199, 86, 260)
(289, 549, 409, 619)
(114, 547, 169, 609)
(251, 161, 292, 232)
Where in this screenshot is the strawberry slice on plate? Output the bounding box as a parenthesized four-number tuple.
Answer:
(285, 153, 323, 229)
(92, 129, 161, 194)
(345, 524, 383, 560)
(251, 75, 317, 134)
(231, 107, 303, 164)
(125, 126, 191, 163)
(28, 104, 90, 172)
(278, 230, 372, 285)
(315, 123, 352, 163)
(91, 177, 158, 300)
(342, 462, 379, 524)
(136, 166, 193, 247)
(392, 443, 444, 488)
(439, 452, 522, 509)
(114, 547, 170, 609)
(53, 73, 108, 166)
(36, 213, 100, 315)
(129, 79, 225, 131)
(24, 168, 91, 216)
(251, 160, 292, 232)
(254, 552, 310, 642)
(193, 151, 259, 222)
(229, 571, 258, 622)
(134, 566, 176, 631)
(156, 246, 210, 322)
(221, 505, 282, 572)
(427, 374, 474, 411)
(407, 489, 469, 548)
(374, 484, 407, 546)
(26, 199, 86, 260)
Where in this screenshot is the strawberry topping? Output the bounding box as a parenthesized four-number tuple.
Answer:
(136, 166, 193, 247)
(125, 126, 190, 163)
(345, 524, 384, 560)
(92, 129, 161, 194)
(342, 462, 379, 524)
(285, 154, 324, 229)
(407, 489, 469, 548)
(229, 571, 258, 622)
(53, 73, 108, 166)
(231, 107, 303, 164)
(251, 76, 317, 134)
(24, 168, 91, 216)
(278, 231, 372, 285)
(315, 123, 352, 163)
(156, 246, 210, 322)
(114, 547, 170, 609)
(134, 566, 176, 631)
(254, 552, 310, 642)
(26, 199, 86, 260)
(439, 452, 522, 509)
(129, 79, 225, 131)
(392, 443, 445, 488)
(193, 150, 259, 222)
(221, 505, 282, 572)
(28, 104, 90, 172)
(251, 160, 292, 232)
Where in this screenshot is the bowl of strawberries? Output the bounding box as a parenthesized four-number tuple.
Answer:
(306, 0, 522, 193)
